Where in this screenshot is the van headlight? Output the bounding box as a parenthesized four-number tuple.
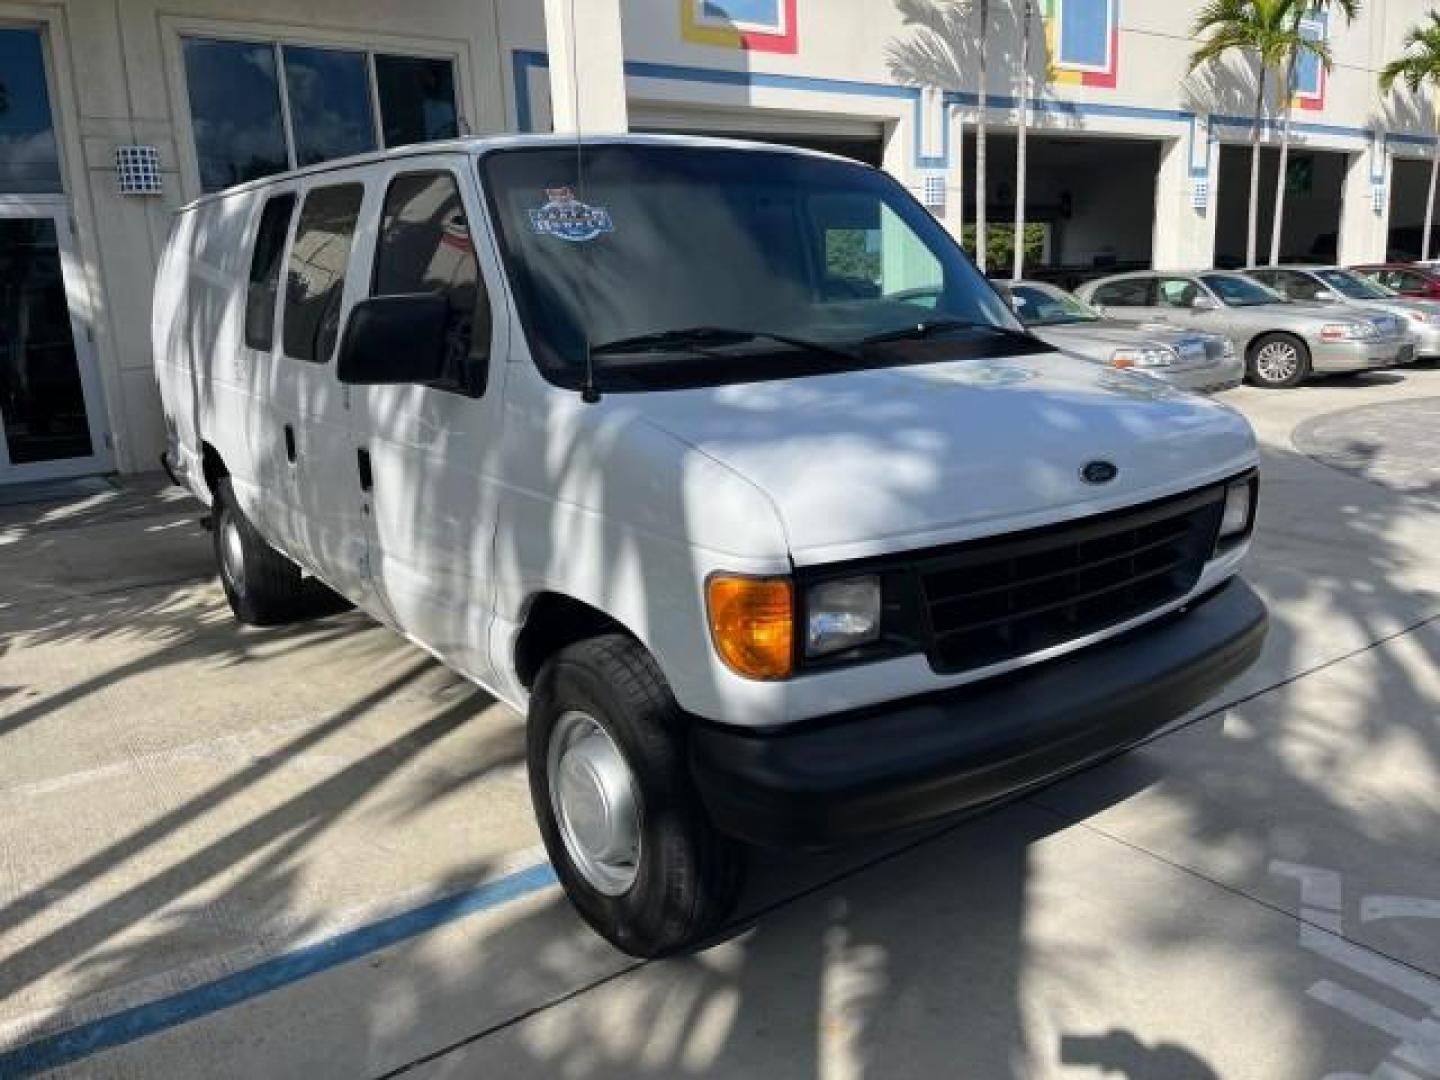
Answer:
(806, 575, 881, 657)
(1111, 346, 1177, 369)
(1218, 477, 1258, 547)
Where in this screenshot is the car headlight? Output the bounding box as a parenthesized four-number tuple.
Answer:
(1319, 322, 1376, 342)
(1110, 345, 1178, 369)
(806, 575, 881, 658)
(1218, 477, 1258, 547)
(1403, 309, 1440, 325)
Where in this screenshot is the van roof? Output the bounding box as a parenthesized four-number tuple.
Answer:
(175, 132, 862, 213)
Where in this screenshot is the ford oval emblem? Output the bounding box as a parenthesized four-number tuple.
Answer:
(1081, 460, 1118, 485)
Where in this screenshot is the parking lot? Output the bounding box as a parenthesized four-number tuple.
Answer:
(1, 370, 1438, 1079)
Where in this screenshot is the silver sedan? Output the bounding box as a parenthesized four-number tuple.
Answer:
(999, 280, 1242, 393)
(1243, 264, 1440, 360)
(1076, 270, 1413, 388)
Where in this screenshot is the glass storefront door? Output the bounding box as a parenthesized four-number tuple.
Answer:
(0, 200, 109, 482)
(1, 27, 109, 483)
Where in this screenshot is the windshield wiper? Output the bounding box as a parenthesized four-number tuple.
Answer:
(862, 318, 1032, 345)
(590, 325, 859, 364)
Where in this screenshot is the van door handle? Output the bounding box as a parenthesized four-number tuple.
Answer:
(356, 447, 373, 492)
(283, 424, 296, 463)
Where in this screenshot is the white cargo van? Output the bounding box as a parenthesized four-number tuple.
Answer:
(154, 135, 1267, 956)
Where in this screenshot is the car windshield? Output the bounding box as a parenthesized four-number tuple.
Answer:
(1201, 273, 1282, 307)
(1315, 268, 1393, 300)
(1005, 283, 1101, 326)
(479, 145, 1038, 391)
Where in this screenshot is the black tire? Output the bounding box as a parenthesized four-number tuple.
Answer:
(1247, 332, 1312, 389)
(527, 633, 744, 957)
(212, 478, 306, 625)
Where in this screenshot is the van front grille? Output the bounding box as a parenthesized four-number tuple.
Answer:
(916, 488, 1226, 675)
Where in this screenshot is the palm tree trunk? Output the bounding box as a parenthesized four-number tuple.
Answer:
(1247, 69, 1267, 268)
(1012, 0, 1030, 281)
(1269, 54, 1297, 266)
(1425, 129, 1440, 262)
(975, 0, 989, 274)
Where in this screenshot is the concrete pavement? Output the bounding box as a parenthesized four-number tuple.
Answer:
(1, 371, 1438, 1078)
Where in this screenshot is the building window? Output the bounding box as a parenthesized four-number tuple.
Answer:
(375, 57, 459, 148)
(181, 35, 461, 193)
(283, 46, 376, 167)
(181, 38, 289, 192)
(0, 28, 63, 194)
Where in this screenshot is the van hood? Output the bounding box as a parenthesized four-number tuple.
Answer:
(636, 352, 1257, 564)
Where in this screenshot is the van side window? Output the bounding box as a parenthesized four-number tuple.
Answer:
(282, 183, 364, 364)
(372, 170, 490, 394)
(244, 194, 296, 351)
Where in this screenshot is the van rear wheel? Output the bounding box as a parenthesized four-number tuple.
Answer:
(213, 479, 306, 625)
(528, 633, 744, 957)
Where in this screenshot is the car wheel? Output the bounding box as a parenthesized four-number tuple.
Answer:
(212, 478, 307, 625)
(528, 633, 744, 958)
(1247, 333, 1311, 389)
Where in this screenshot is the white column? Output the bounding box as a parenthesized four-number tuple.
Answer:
(543, 0, 628, 134)
(1152, 130, 1216, 269)
(1336, 143, 1388, 265)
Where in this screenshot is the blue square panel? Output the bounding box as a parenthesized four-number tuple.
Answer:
(1059, 0, 1111, 69)
(1294, 18, 1324, 95)
(701, 0, 783, 30)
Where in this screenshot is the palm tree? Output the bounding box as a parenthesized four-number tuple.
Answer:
(1269, 0, 1360, 265)
(1380, 13, 1440, 262)
(1011, 0, 1032, 281)
(1189, 0, 1318, 268)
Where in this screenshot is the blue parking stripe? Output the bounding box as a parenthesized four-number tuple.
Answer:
(0, 862, 558, 1078)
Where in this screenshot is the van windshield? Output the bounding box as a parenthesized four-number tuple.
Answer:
(479, 144, 1042, 391)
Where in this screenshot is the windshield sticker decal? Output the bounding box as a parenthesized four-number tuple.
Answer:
(528, 187, 614, 243)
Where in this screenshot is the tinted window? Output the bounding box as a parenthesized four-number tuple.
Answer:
(0, 29, 62, 193)
(244, 194, 296, 350)
(481, 146, 1027, 392)
(282, 184, 364, 363)
(375, 56, 459, 147)
(373, 171, 489, 391)
(1092, 278, 1153, 307)
(1256, 269, 1321, 301)
(1315, 268, 1389, 300)
(282, 46, 376, 167)
(1157, 277, 1202, 308)
(1201, 273, 1282, 306)
(182, 38, 289, 192)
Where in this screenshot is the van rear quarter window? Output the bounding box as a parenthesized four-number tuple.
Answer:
(244, 194, 296, 351)
(282, 183, 364, 363)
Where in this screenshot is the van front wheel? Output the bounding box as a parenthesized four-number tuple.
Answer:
(528, 634, 743, 957)
(213, 479, 305, 625)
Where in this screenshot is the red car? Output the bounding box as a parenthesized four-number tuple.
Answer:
(1349, 262, 1440, 300)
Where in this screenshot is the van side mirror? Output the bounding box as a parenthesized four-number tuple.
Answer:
(337, 294, 450, 385)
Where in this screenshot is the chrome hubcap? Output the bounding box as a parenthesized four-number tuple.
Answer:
(1255, 342, 1299, 383)
(220, 515, 246, 593)
(547, 710, 640, 896)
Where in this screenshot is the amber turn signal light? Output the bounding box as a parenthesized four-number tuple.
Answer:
(706, 575, 794, 680)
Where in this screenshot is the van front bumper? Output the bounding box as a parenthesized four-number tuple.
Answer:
(690, 577, 1267, 849)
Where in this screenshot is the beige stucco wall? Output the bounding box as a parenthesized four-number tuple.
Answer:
(6, 0, 1440, 477)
